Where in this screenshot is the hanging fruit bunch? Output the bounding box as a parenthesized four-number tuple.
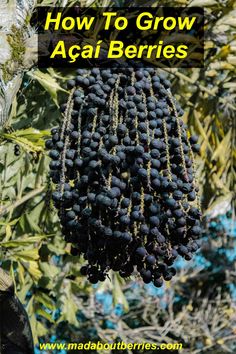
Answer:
(46, 65, 202, 287)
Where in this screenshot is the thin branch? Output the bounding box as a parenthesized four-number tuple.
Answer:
(163, 68, 236, 111)
(0, 186, 45, 217)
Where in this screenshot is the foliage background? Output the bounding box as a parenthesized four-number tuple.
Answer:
(0, 0, 235, 353)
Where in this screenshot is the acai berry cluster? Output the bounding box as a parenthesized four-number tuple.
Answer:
(46, 65, 202, 287)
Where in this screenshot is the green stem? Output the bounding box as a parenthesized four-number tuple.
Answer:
(163, 68, 235, 112)
(0, 186, 45, 217)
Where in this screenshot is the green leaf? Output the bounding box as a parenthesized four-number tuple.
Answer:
(35, 292, 55, 311)
(0, 234, 49, 247)
(2, 133, 44, 153)
(193, 110, 213, 154)
(0, 218, 20, 226)
(12, 248, 40, 261)
(11, 128, 50, 141)
(59, 281, 79, 326)
(28, 69, 67, 107)
(37, 308, 54, 323)
(40, 261, 60, 279)
(112, 273, 129, 312)
(21, 261, 42, 281)
(189, 0, 218, 6)
(36, 321, 48, 338)
(212, 129, 232, 163)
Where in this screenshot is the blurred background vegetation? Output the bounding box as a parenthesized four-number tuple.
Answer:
(0, 0, 235, 353)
